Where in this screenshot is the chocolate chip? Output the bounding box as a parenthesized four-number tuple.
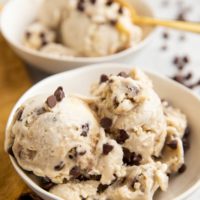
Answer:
(172, 75, 184, 83)
(40, 177, 55, 191)
(54, 87, 65, 102)
(131, 177, 139, 189)
(106, 0, 113, 6)
(176, 12, 186, 21)
(162, 31, 169, 39)
(103, 143, 114, 155)
(118, 6, 123, 14)
(89, 174, 101, 181)
(178, 164, 187, 174)
(68, 147, 77, 159)
(39, 32, 45, 39)
(7, 146, 14, 157)
(100, 117, 112, 129)
(16, 109, 23, 121)
(77, 2, 85, 12)
(41, 39, 48, 47)
(183, 56, 189, 64)
(127, 86, 139, 96)
(167, 140, 178, 149)
(90, 0, 96, 4)
(100, 74, 109, 84)
(46, 95, 57, 108)
(81, 123, 89, 137)
(70, 166, 81, 178)
(97, 184, 109, 193)
(26, 31, 31, 39)
(54, 161, 65, 171)
(110, 19, 117, 26)
(184, 72, 193, 80)
(79, 150, 86, 156)
(37, 107, 46, 115)
(116, 129, 129, 144)
(18, 192, 42, 200)
(173, 56, 180, 65)
(118, 71, 129, 78)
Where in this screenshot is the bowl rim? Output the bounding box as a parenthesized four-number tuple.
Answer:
(0, 0, 156, 63)
(5, 63, 200, 200)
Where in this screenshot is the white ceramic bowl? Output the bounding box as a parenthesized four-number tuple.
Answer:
(5, 63, 200, 200)
(0, 0, 155, 73)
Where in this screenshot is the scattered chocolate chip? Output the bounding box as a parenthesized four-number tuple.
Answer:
(103, 143, 114, 155)
(16, 109, 23, 121)
(77, 1, 85, 12)
(100, 74, 109, 84)
(167, 140, 178, 149)
(26, 31, 31, 39)
(46, 95, 57, 108)
(7, 146, 14, 157)
(97, 184, 109, 193)
(54, 161, 65, 171)
(116, 129, 129, 144)
(37, 107, 46, 115)
(178, 164, 187, 174)
(70, 166, 81, 178)
(54, 87, 65, 102)
(131, 177, 139, 189)
(118, 6, 123, 14)
(110, 19, 117, 26)
(90, 0, 96, 4)
(118, 71, 129, 78)
(18, 192, 42, 200)
(106, 0, 113, 6)
(40, 177, 55, 191)
(162, 31, 169, 39)
(100, 117, 112, 129)
(81, 123, 89, 137)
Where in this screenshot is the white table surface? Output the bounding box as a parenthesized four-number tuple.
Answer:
(127, 0, 200, 199)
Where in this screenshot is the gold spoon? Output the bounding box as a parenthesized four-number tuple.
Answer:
(115, 0, 200, 34)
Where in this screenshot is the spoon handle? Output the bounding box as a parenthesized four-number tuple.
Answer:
(135, 16, 200, 34)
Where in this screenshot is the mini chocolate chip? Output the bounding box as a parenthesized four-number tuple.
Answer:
(118, 6, 123, 14)
(167, 140, 178, 149)
(70, 166, 81, 178)
(46, 95, 57, 108)
(100, 117, 112, 129)
(110, 19, 117, 26)
(118, 71, 129, 78)
(16, 109, 23, 121)
(37, 107, 46, 115)
(40, 177, 55, 191)
(116, 129, 129, 144)
(18, 192, 42, 200)
(172, 75, 184, 83)
(54, 161, 65, 171)
(97, 184, 109, 193)
(131, 177, 139, 189)
(178, 164, 187, 174)
(162, 32, 169, 39)
(39, 32, 45, 39)
(103, 143, 114, 155)
(106, 0, 113, 6)
(7, 146, 14, 157)
(173, 56, 180, 65)
(183, 56, 189, 63)
(90, 0, 96, 4)
(100, 74, 109, 84)
(41, 39, 48, 47)
(54, 87, 65, 102)
(184, 72, 193, 80)
(77, 2, 85, 12)
(178, 64, 184, 71)
(81, 123, 89, 137)
(122, 148, 142, 166)
(26, 31, 31, 39)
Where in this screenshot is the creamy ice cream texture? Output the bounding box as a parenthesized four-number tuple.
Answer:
(23, 0, 142, 57)
(6, 69, 189, 200)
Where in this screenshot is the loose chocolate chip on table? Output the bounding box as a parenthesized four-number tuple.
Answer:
(46, 95, 57, 108)
(178, 164, 187, 174)
(116, 129, 129, 144)
(100, 117, 112, 129)
(16, 109, 23, 121)
(103, 143, 114, 155)
(54, 161, 65, 171)
(118, 71, 129, 78)
(54, 86, 65, 101)
(40, 177, 55, 191)
(70, 166, 81, 178)
(7, 146, 14, 157)
(18, 192, 42, 200)
(81, 123, 89, 137)
(97, 183, 109, 193)
(167, 140, 178, 149)
(100, 74, 109, 83)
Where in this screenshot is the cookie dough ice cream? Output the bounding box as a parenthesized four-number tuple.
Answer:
(5, 69, 190, 200)
(22, 0, 142, 57)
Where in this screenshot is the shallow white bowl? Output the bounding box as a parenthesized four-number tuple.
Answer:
(5, 63, 200, 200)
(1, 0, 155, 73)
